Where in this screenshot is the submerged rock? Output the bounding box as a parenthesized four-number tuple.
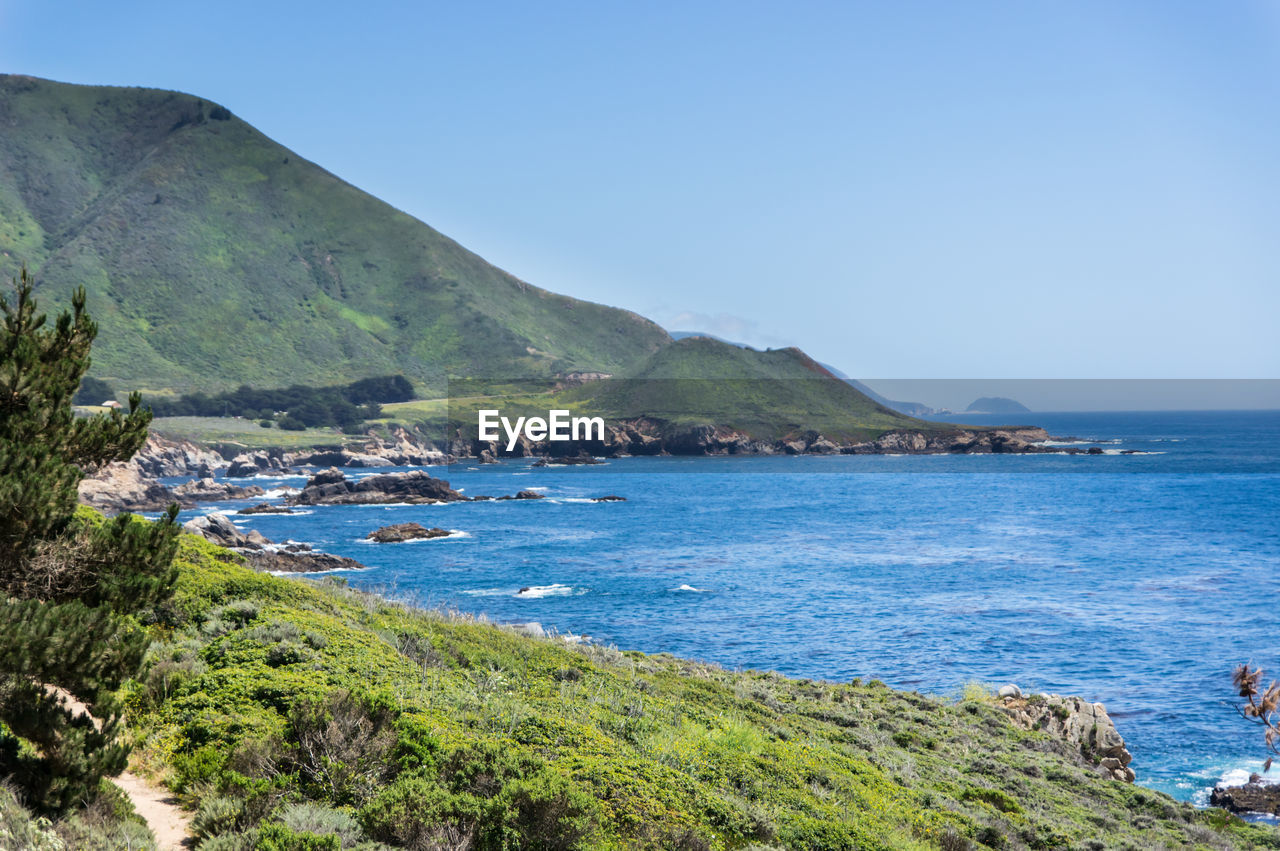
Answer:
(496, 490, 545, 501)
(366, 523, 452, 543)
(239, 502, 295, 515)
(531, 452, 602, 466)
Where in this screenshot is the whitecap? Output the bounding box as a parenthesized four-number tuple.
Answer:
(515, 583, 576, 599)
(672, 584, 708, 592)
(260, 487, 300, 499)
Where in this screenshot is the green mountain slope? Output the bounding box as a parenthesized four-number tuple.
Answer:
(562, 336, 927, 439)
(0, 75, 670, 393)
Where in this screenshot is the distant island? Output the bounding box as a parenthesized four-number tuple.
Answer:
(965, 396, 1031, 414)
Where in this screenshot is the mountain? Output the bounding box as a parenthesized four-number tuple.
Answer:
(965, 396, 1031, 414)
(562, 337, 925, 440)
(0, 75, 670, 394)
(668, 329, 757, 349)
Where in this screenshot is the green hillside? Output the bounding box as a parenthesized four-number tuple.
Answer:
(112, 532, 1276, 849)
(560, 337, 928, 440)
(0, 75, 670, 394)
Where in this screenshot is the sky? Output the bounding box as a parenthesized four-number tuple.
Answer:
(2, 1, 1278, 384)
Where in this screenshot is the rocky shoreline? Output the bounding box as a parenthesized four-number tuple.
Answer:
(183, 513, 368, 573)
(442, 420, 1111, 460)
(1211, 776, 1280, 816)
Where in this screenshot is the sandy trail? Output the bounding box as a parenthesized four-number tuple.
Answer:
(112, 770, 192, 850)
(49, 686, 192, 849)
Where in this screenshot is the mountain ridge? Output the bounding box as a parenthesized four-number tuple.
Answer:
(0, 74, 670, 393)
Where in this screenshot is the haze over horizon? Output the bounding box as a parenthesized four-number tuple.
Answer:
(2, 1, 1277, 384)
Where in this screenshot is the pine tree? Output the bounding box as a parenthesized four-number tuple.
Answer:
(0, 267, 180, 812)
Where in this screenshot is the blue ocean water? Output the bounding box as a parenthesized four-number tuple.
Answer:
(170, 410, 1280, 804)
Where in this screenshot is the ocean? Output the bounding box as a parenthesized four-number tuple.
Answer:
(167, 409, 1280, 805)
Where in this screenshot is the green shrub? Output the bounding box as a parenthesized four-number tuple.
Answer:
(278, 802, 364, 848)
(192, 794, 244, 840)
(266, 641, 314, 667)
(277, 416, 306, 431)
(257, 822, 341, 850)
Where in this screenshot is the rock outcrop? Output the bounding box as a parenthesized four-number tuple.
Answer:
(1210, 777, 1280, 816)
(173, 478, 266, 502)
(496, 490, 545, 501)
(238, 502, 295, 515)
(183, 513, 367, 573)
(225, 449, 291, 478)
(288, 429, 448, 468)
(78, 463, 188, 513)
(131, 434, 227, 477)
(289, 468, 467, 506)
(365, 523, 452, 543)
(1000, 692, 1136, 782)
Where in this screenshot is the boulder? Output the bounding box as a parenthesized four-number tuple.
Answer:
(183, 513, 255, 549)
(365, 523, 452, 543)
(997, 684, 1022, 700)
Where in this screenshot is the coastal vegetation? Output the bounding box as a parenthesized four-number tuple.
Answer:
(113, 541, 1280, 849)
(146, 374, 415, 431)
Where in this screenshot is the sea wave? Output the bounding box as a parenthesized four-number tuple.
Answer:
(260, 487, 300, 498)
(515, 583, 577, 599)
(672, 583, 708, 592)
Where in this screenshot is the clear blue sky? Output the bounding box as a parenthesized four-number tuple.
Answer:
(3, 1, 1277, 380)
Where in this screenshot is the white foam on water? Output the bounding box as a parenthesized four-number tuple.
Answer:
(459, 588, 508, 597)
(1101, 449, 1165, 455)
(260, 487, 300, 498)
(268, 565, 368, 577)
(515, 583, 576, 599)
(672, 584, 707, 592)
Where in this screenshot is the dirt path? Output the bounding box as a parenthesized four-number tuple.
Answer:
(48, 686, 192, 848)
(112, 770, 192, 850)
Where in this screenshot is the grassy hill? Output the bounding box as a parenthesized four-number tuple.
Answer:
(102, 528, 1277, 849)
(559, 337, 929, 441)
(0, 75, 670, 394)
